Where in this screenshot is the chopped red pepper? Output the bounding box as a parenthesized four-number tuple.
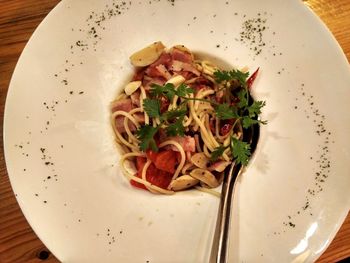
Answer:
(220, 119, 235, 136)
(220, 123, 232, 136)
(247, 67, 259, 89)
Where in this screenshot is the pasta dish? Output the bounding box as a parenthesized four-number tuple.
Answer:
(111, 42, 265, 195)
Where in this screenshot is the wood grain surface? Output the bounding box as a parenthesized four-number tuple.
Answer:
(0, 0, 349, 262)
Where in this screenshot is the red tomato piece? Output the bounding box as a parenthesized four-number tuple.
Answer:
(136, 156, 146, 170)
(130, 157, 147, 190)
(130, 178, 147, 190)
(146, 150, 158, 163)
(145, 163, 173, 189)
(154, 150, 177, 173)
(175, 151, 182, 164)
(131, 158, 174, 191)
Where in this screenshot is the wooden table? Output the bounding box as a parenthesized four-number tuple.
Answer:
(0, 0, 349, 262)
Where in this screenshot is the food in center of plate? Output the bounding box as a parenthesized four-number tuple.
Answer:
(110, 41, 265, 195)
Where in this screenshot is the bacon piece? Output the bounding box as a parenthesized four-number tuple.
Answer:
(166, 136, 196, 152)
(115, 117, 136, 134)
(115, 113, 144, 134)
(145, 64, 172, 80)
(150, 52, 172, 68)
(111, 98, 133, 113)
(159, 96, 170, 113)
(175, 71, 195, 80)
(170, 60, 200, 76)
(134, 113, 145, 123)
(132, 68, 146, 81)
(142, 76, 167, 90)
(208, 161, 231, 172)
(171, 47, 193, 64)
(111, 99, 138, 133)
(156, 64, 172, 79)
(130, 90, 141, 107)
(186, 151, 192, 162)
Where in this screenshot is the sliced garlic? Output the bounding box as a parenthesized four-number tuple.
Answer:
(124, 81, 141, 95)
(129, 41, 165, 67)
(191, 152, 209, 169)
(166, 75, 186, 87)
(169, 175, 199, 191)
(190, 168, 219, 188)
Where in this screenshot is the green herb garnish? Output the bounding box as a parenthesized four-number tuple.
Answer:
(143, 98, 161, 118)
(136, 125, 159, 152)
(214, 69, 249, 87)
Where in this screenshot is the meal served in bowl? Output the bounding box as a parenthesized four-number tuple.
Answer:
(111, 42, 265, 195)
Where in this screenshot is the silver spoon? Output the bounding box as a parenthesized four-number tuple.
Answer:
(210, 124, 260, 263)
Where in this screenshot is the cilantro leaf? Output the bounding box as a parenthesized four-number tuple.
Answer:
(136, 125, 159, 152)
(161, 107, 187, 121)
(210, 145, 227, 162)
(230, 137, 251, 165)
(241, 117, 260, 129)
(150, 83, 176, 101)
(215, 103, 239, 120)
(166, 117, 185, 137)
(151, 83, 194, 101)
(236, 89, 248, 108)
(175, 83, 194, 97)
(149, 84, 165, 97)
(214, 69, 249, 87)
(143, 98, 160, 118)
(213, 70, 231, 82)
(248, 100, 266, 117)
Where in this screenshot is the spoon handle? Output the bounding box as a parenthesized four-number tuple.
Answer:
(210, 163, 241, 263)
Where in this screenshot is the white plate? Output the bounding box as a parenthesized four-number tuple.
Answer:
(4, 0, 350, 262)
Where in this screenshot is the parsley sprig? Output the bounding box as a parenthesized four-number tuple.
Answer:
(136, 69, 265, 166)
(214, 69, 249, 87)
(214, 88, 266, 128)
(151, 83, 194, 100)
(143, 98, 160, 118)
(136, 125, 159, 152)
(214, 103, 239, 120)
(210, 137, 251, 165)
(137, 97, 189, 151)
(211, 69, 265, 164)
